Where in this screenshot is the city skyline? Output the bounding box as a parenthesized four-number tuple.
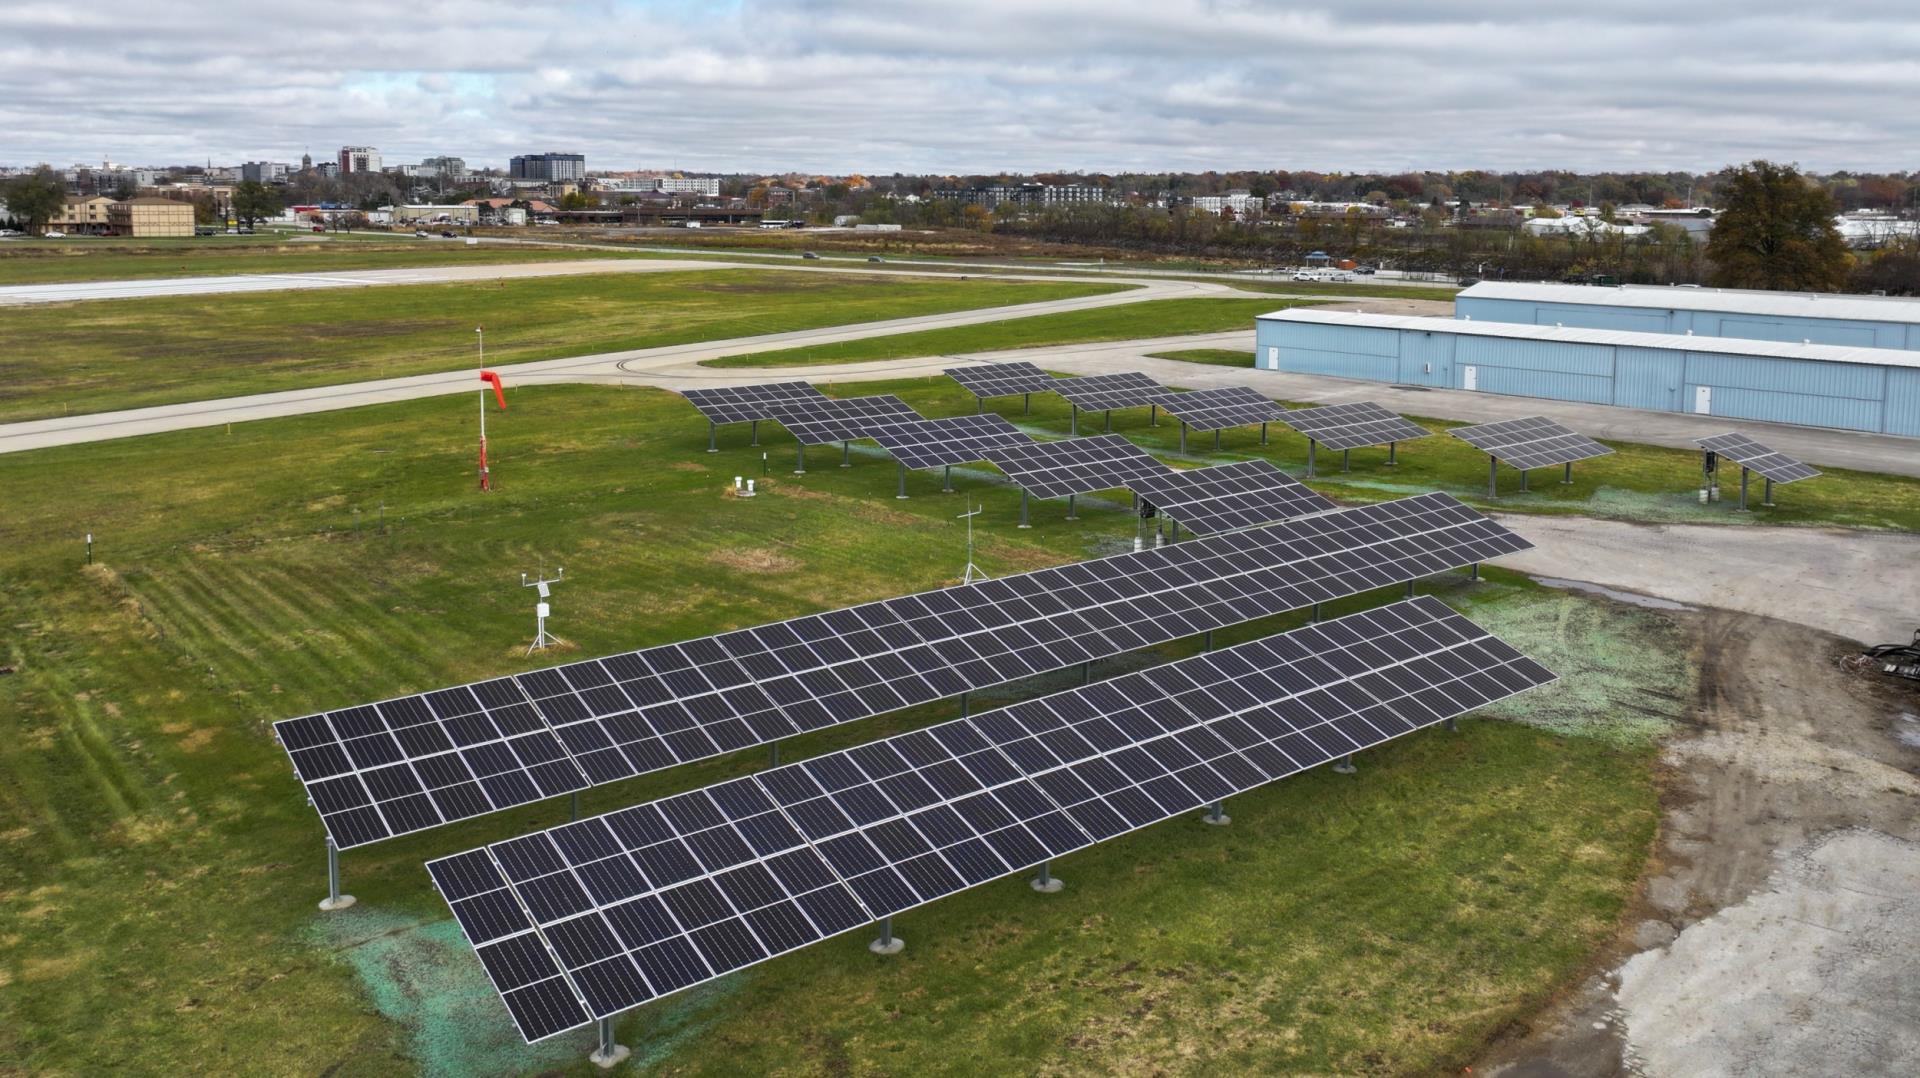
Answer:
(5, 1, 1920, 174)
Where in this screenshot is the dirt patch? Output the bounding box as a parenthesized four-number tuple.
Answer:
(1480, 610, 1920, 1077)
(668, 460, 708, 473)
(709, 547, 802, 574)
(767, 482, 830, 501)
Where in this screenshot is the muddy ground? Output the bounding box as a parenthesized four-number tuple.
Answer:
(1479, 610, 1920, 1077)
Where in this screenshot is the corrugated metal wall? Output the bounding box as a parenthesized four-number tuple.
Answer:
(1456, 296, 1914, 349)
(1257, 318, 1918, 437)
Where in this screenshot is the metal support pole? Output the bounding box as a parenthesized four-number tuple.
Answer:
(1260, 422, 1268, 446)
(1470, 562, 1480, 582)
(1204, 629, 1214, 651)
(1203, 800, 1230, 826)
(1103, 409, 1112, 433)
(1520, 468, 1530, 492)
(1023, 393, 1031, 415)
(750, 420, 760, 447)
(795, 442, 806, 474)
(977, 395, 985, 414)
(570, 791, 580, 822)
(590, 1015, 629, 1069)
(1445, 715, 1458, 732)
(1170, 521, 1179, 542)
(1405, 580, 1415, 600)
(1738, 467, 1750, 512)
(1311, 603, 1322, 622)
(707, 421, 717, 453)
(1341, 448, 1350, 472)
(959, 691, 969, 719)
(1213, 427, 1221, 451)
(320, 837, 355, 911)
(1018, 489, 1031, 529)
(1387, 441, 1397, 465)
(942, 464, 954, 493)
(1082, 662, 1092, 685)
(841, 440, 852, 468)
(1065, 494, 1077, 521)
(896, 461, 909, 499)
(769, 740, 781, 766)
(1562, 461, 1573, 485)
(1071, 405, 1079, 436)
(1763, 477, 1774, 507)
(1031, 859, 1063, 893)
(1333, 754, 1357, 774)
(1488, 455, 1498, 499)
(1179, 422, 1188, 455)
(1150, 403, 1158, 427)
(870, 916, 904, 955)
(1307, 439, 1318, 477)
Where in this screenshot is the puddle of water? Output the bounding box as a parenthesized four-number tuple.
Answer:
(1533, 576, 1697, 612)
(1896, 712, 1920, 750)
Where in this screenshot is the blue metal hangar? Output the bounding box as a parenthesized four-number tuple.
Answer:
(1254, 308, 1920, 437)
(1454, 281, 1920, 349)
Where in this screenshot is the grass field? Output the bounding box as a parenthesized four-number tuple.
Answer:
(0, 375, 1671, 1076)
(703, 297, 1296, 368)
(1147, 347, 1253, 367)
(0, 269, 1123, 422)
(0, 233, 661, 285)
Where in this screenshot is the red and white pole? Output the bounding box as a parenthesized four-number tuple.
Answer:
(477, 329, 506, 492)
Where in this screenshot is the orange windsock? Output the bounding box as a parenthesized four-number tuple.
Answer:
(479, 370, 506, 410)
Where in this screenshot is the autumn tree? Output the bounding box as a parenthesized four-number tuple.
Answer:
(231, 180, 283, 228)
(2, 168, 65, 233)
(1705, 160, 1849, 291)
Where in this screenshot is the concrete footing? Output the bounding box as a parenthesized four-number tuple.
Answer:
(1030, 875, 1064, 893)
(318, 894, 357, 911)
(1332, 755, 1357, 775)
(590, 1044, 631, 1069)
(868, 936, 906, 955)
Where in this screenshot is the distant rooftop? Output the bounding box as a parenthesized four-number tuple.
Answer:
(1259, 307, 1920, 371)
(1460, 280, 1920, 324)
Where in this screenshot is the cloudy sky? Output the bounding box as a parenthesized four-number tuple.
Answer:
(4, 0, 1917, 174)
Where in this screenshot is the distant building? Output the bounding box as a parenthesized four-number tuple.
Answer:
(652, 175, 719, 196)
(509, 153, 586, 182)
(240, 161, 288, 184)
(109, 197, 195, 237)
(49, 196, 117, 234)
(932, 183, 1109, 208)
(393, 204, 480, 224)
(337, 146, 381, 173)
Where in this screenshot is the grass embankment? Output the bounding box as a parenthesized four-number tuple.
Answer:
(1148, 347, 1254, 367)
(0, 233, 661, 286)
(0, 376, 1665, 1076)
(704, 297, 1296, 369)
(0, 270, 1123, 422)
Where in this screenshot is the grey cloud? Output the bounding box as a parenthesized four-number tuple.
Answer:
(1, 0, 1916, 172)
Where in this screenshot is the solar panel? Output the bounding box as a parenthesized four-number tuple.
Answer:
(868, 415, 1035, 471)
(1126, 460, 1338, 535)
(277, 492, 1531, 851)
(1051, 372, 1167, 412)
(766, 395, 924, 446)
(979, 433, 1173, 499)
(1694, 433, 1820, 484)
(1151, 386, 1288, 431)
(429, 595, 1556, 1043)
(1448, 416, 1614, 472)
(1277, 402, 1433, 452)
(944, 362, 1057, 400)
(681, 382, 827, 426)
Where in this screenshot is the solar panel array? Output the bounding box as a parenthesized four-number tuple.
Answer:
(1126, 460, 1338, 536)
(868, 415, 1035, 471)
(681, 382, 827, 425)
(1277, 402, 1433, 451)
(1151, 386, 1288, 431)
(1694, 433, 1820, 484)
(1448, 416, 1614, 471)
(979, 433, 1173, 499)
(428, 595, 1556, 1042)
(943, 362, 1057, 400)
(1051, 372, 1167, 412)
(276, 493, 1531, 850)
(766, 395, 924, 446)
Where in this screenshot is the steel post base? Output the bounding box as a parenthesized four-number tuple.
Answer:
(318, 894, 357, 912)
(1201, 805, 1231, 826)
(1332, 755, 1358, 775)
(590, 1044, 631, 1070)
(869, 936, 905, 955)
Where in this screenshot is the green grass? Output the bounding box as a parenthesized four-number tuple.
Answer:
(1214, 279, 1459, 303)
(0, 269, 1123, 422)
(1147, 347, 1253, 367)
(0, 376, 1664, 1076)
(0, 233, 661, 285)
(703, 297, 1303, 368)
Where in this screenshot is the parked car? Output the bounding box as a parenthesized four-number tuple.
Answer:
(43, 230, 66, 238)
(802, 251, 820, 259)
(311, 225, 325, 233)
(867, 256, 884, 263)
(1353, 265, 1377, 275)
(414, 230, 429, 238)
(440, 230, 455, 238)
